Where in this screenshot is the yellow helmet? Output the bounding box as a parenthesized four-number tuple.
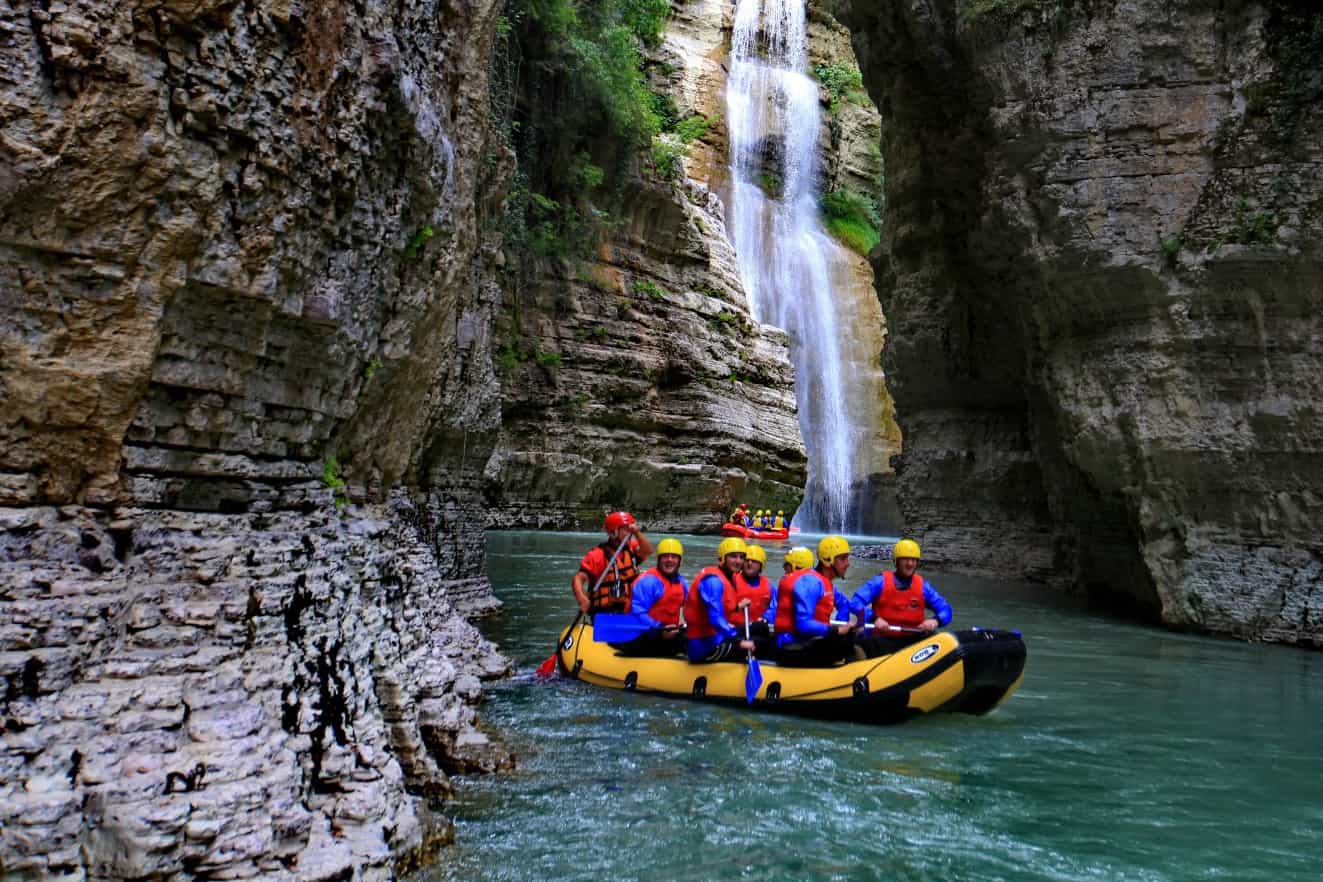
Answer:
(817, 535, 851, 564)
(784, 546, 814, 570)
(657, 538, 684, 558)
(716, 537, 748, 561)
(745, 544, 767, 565)
(777, 510, 784, 515)
(755, 509, 763, 516)
(893, 539, 921, 561)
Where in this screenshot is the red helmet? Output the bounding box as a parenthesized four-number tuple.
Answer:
(604, 511, 636, 533)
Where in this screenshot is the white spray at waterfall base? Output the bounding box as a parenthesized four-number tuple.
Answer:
(727, 0, 864, 532)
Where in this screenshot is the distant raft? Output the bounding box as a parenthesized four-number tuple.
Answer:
(720, 523, 791, 541)
(554, 621, 1026, 724)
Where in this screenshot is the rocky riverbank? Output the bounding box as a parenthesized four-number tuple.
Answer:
(1, 0, 518, 875)
(1, 500, 510, 880)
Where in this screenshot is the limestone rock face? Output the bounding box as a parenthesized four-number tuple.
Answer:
(1, 0, 515, 874)
(0, 500, 512, 880)
(486, 174, 807, 533)
(484, 14, 809, 533)
(835, 0, 1323, 645)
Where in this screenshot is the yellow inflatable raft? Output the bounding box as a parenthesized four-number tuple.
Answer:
(554, 621, 1026, 724)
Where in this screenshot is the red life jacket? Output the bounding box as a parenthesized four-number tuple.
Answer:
(586, 540, 640, 613)
(639, 567, 685, 627)
(731, 573, 772, 626)
(872, 571, 927, 627)
(683, 565, 738, 639)
(773, 569, 835, 636)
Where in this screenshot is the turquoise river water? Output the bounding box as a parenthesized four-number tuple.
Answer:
(420, 531, 1322, 882)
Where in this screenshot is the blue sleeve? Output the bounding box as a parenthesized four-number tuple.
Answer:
(850, 575, 883, 622)
(700, 575, 737, 640)
(834, 589, 854, 622)
(924, 583, 953, 626)
(629, 574, 665, 630)
(762, 579, 776, 623)
(792, 575, 829, 638)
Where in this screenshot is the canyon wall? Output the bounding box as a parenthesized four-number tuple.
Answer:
(483, 0, 905, 534)
(482, 0, 808, 534)
(1, 0, 514, 877)
(836, 0, 1323, 644)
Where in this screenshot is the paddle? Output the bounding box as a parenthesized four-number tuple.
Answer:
(591, 613, 656, 643)
(741, 602, 762, 704)
(829, 620, 929, 635)
(535, 534, 633, 677)
(535, 610, 579, 678)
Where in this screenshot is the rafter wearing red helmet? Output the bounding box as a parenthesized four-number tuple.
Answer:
(572, 511, 654, 614)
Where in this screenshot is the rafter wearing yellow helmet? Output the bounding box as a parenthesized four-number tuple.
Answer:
(772, 535, 856, 666)
(683, 535, 755, 664)
(617, 537, 687, 657)
(734, 544, 774, 651)
(849, 536, 953, 655)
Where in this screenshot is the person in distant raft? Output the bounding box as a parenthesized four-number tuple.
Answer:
(572, 511, 654, 614)
(612, 538, 688, 657)
(851, 539, 952, 657)
(684, 537, 756, 663)
(731, 544, 775, 655)
(773, 510, 787, 529)
(773, 535, 860, 667)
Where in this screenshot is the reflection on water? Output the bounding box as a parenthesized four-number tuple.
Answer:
(416, 532, 1323, 882)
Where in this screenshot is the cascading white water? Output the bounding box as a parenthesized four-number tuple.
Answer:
(727, 0, 859, 532)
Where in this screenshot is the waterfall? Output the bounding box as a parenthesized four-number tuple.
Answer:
(727, 0, 860, 532)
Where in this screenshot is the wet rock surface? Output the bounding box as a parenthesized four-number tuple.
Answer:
(1, 0, 515, 875)
(0, 499, 512, 880)
(835, 0, 1323, 644)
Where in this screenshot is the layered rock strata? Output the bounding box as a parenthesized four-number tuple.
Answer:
(484, 174, 807, 534)
(0, 500, 510, 881)
(2, 0, 516, 875)
(835, 0, 1323, 644)
(485, 0, 907, 534)
(483, 3, 808, 534)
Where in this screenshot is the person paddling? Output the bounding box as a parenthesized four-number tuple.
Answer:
(684, 537, 756, 663)
(573, 511, 653, 614)
(731, 544, 775, 655)
(773, 535, 859, 667)
(611, 538, 687, 657)
(852, 539, 952, 657)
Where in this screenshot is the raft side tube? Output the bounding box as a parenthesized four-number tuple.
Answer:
(553, 622, 1026, 724)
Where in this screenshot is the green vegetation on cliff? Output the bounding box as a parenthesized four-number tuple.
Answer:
(492, 0, 676, 263)
(811, 63, 868, 114)
(820, 188, 882, 256)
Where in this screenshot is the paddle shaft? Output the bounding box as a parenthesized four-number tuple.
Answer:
(829, 620, 929, 635)
(586, 533, 634, 605)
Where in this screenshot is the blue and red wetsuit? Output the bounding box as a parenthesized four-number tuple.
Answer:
(850, 571, 952, 628)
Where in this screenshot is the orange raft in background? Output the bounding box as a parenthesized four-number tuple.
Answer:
(720, 522, 790, 541)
